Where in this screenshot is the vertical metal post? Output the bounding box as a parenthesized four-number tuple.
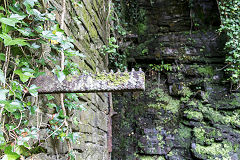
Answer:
(107, 92, 113, 160)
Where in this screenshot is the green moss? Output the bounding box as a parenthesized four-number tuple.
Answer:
(233, 144, 239, 152)
(157, 156, 166, 160)
(167, 151, 174, 157)
(137, 23, 147, 35)
(180, 86, 194, 102)
(176, 124, 192, 149)
(193, 127, 210, 145)
(199, 102, 240, 127)
(136, 9, 147, 35)
(156, 126, 165, 148)
(80, 7, 98, 40)
(197, 66, 214, 76)
(30, 145, 47, 154)
(134, 38, 155, 56)
(139, 156, 155, 160)
(184, 110, 203, 121)
(194, 141, 233, 160)
(216, 93, 240, 109)
(148, 88, 180, 114)
(138, 156, 165, 160)
(178, 124, 192, 139)
(95, 72, 130, 86)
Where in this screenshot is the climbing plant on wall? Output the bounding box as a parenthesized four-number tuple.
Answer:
(0, 0, 85, 159)
(217, 0, 240, 88)
(101, 0, 127, 71)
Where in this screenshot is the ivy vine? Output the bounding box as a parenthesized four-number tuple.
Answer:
(101, 0, 127, 71)
(0, 0, 85, 159)
(217, 0, 240, 88)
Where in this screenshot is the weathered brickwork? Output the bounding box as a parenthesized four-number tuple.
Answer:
(27, 0, 110, 160)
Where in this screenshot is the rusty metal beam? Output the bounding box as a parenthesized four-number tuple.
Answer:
(31, 69, 145, 94)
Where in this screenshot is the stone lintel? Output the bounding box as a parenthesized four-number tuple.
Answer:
(30, 69, 145, 94)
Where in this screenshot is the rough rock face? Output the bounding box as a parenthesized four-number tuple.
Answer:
(27, 0, 110, 159)
(112, 0, 240, 160)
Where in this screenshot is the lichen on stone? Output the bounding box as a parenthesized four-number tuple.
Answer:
(95, 72, 130, 86)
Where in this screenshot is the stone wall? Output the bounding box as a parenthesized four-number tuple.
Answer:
(112, 0, 240, 160)
(27, 0, 110, 160)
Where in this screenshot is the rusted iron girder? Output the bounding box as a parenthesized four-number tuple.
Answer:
(31, 69, 145, 94)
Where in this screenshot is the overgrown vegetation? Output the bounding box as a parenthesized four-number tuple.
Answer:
(0, 0, 86, 159)
(101, 1, 127, 71)
(217, 0, 240, 88)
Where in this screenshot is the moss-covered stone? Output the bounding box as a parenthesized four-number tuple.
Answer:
(137, 155, 166, 160)
(148, 88, 180, 114)
(184, 110, 203, 121)
(95, 72, 130, 86)
(111, 1, 230, 160)
(197, 66, 215, 76)
(192, 141, 234, 160)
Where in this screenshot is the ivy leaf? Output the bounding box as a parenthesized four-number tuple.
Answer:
(31, 43, 40, 49)
(14, 70, 35, 83)
(6, 38, 29, 46)
(31, 9, 44, 21)
(28, 85, 40, 97)
(68, 132, 79, 142)
(57, 71, 66, 83)
(51, 24, 64, 33)
(47, 103, 57, 109)
(2, 146, 20, 160)
(0, 89, 9, 101)
(0, 6, 5, 11)
(73, 117, 79, 126)
(2, 23, 13, 33)
(46, 95, 54, 100)
(22, 68, 35, 73)
(0, 33, 12, 42)
(0, 33, 28, 46)
(23, 0, 38, 7)
(65, 49, 85, 58)
(0, 18, 20, 27)
(34, 26, 43, 33)
(61, 41, 74, 50)
(10, 14, 26, 20)
(5, 101, 22, 113)
(0, 69, 5, 84)
(0, 131, 5, 145)
(15, 145, 31, 157)
(41, 31, 56, 40)
(17, 28, 32, 36)
(29, 105, 37, 115)
(46, 13, 56, 21)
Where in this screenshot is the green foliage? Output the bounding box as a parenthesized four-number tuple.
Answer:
(114, 0, 146, 34)
(101, 37, 126, 70)
(197, 66, 214, 76)
(149, 61, 172, 72)
(0, 0, 85, 159)
(101, 1, 127, 71)
(180, 86, 194, 103)
(217, 0, 240, 86)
